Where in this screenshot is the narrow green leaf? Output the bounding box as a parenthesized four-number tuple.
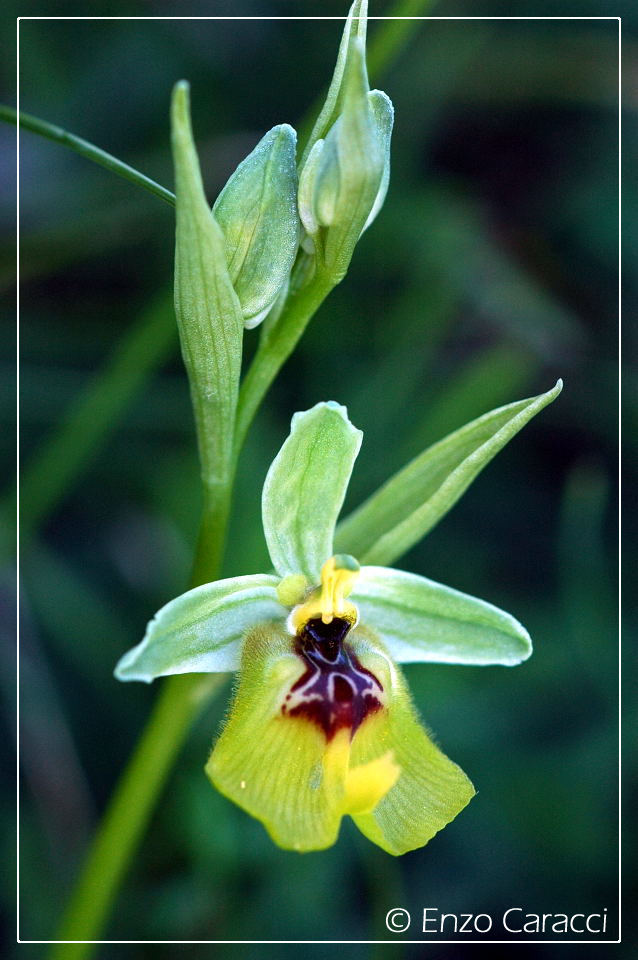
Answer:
(4, 104, 176, 206)
(18, 294, 175, 549)
(262, 402, 363, 581)
(300, 0, 369, 168)
(114, 574, 284, 681)
(366, 0, 434, 78)
(335, 380, 563, 566)
(213, 124, 300, 328)
(354, 567, 532, 666)
(171, 81, 244, 496)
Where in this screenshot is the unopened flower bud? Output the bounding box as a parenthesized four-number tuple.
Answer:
(214, 124, 300, 327)
(297, 3, 394, 283)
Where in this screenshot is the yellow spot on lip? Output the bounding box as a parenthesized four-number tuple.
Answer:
(343, 751, 400, 815)
(322, 728, 400, 816)
(290, 554, 360, 632)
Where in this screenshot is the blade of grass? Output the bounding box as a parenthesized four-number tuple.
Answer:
(3, 104, 175, 206)
(17, 294, 176, 549)
(48, 673, 226, 958)
(367, 0, 435, 77)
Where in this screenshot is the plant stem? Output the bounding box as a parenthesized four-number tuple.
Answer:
(4, 104, 175, 206)
(49, 263, 334, 950)
(234, 264, 334, 455)
(190, 480, 234, 586)
(20, 9, 437, 951)
(49, 673, 225, 958)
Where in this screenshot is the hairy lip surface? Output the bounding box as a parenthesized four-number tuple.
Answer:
(282, 617, 383, 739)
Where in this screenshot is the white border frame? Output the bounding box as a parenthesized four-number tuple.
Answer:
(16, 11, 622, 948)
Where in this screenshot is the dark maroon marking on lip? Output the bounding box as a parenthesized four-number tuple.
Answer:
(282, 617, 383, 740)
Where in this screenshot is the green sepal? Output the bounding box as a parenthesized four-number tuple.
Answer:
(262, 401, 362, 581)
(114, 574, 284, 681)
(335, 380, 563, 566)
(361, 90, 394, 233)
(213, 124, 300, 328)
(317, 39, 384, 282)
(350, 626, 475, 855)
(298, 138, 324, 241)
(206, 624, 347, 851)
(171, 81, 244, 489)
(354, 566, 532, 666)
(300, 0, 369, 168)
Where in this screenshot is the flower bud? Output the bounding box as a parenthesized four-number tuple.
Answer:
(214, 124, 300, 328)
(297, 3, 394, 283)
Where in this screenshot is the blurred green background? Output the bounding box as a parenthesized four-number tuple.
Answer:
(8, 0, 627, 955)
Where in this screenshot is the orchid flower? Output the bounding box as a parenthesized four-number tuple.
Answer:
(116, 391, 560, 854)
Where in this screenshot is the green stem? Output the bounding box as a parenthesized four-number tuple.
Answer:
(190, 480, 234, 586)
(4, 104, 175, 206)
(234, 264, 334, 455)
(34, 10, 436, 951)
(50, 673, 225, 959)
(49, 263, 333, 953)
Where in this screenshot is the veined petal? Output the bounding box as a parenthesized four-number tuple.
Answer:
(206, 625, 348, 851)
(114, 574, 284, 682)
(349, 626, 475, 855)
(354, 566, 532, 666)
(262, 402, 362, 581)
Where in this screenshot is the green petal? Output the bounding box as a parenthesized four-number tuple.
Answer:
(349, 627, 475, 855)
(354, 566, 532, 666)
(213, 124, 299, 327)
(262, 402, 363, 581)
(206, 625, 347, 851)
(114, 574, 283, 682)
(335, 380, 563, 566)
